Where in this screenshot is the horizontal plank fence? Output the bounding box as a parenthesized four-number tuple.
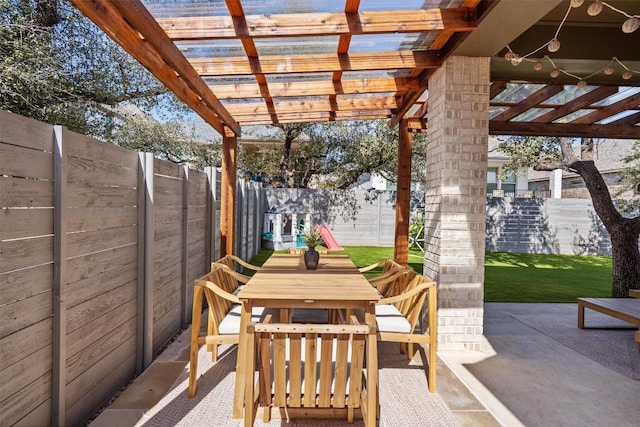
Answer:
(0, 110, 261, 426)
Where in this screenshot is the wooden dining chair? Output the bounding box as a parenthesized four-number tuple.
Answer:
(358, 258, 400, 275)
(214, 254, 262, 276)
(368, 267, 413, 298)
(188, 265, 275, 397)
(374, 272, 438, 392)
(244, 315, 377, 427)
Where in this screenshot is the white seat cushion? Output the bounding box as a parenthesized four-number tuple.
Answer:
(375, 304, 411, 333)
(219, 305, 272, 334)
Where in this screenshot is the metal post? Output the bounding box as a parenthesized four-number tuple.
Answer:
(181, 165, 189, 327)
(136, 153, 146, 374)
(52, 126, 67, 427)
(143, 153, 154, 367)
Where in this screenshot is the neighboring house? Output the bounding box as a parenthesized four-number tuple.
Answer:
(353, 172, 395, 191)
(487, 136, 531, 197)
(527, 139, 635, 199)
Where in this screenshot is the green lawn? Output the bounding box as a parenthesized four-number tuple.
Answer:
(484, 252, 612, 302)
(249, 248, 613, 303)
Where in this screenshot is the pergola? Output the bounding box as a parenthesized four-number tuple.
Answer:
(72, 0, 639, 350)
(72, 0, 639, 257)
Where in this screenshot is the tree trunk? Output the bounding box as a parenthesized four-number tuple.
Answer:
(570, 159, 640, 297)
(610, 227, 640, 297)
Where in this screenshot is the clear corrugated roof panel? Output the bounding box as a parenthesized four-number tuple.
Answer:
(143, 0, 467, 17)
(266, 73, 333, 83)
(204, 76, 258, 85)
(543, 86, 598, 106)
(598, 110, 640, 125)
(341, 70, 412, 79)
(143, 0, 230, 18)
(407, 104, 421, 115)
(492, 83, 546, 103)
(512, 108, 556, 122)
(592, 87, 640, 107)
(489, 107, 509, 119)
(221, 97, 264, 105)
(349, 33, 437, 53)
(359, 0, 464, 10)
(176, 40, 245, 59)
(553, 109, 594, 123)
(337, 92, 396, 99)
(254, 37, 339, 56)
(272, 95, 327, 103)
(241, 0, 345, 14)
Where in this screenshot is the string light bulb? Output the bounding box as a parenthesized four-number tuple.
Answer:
(622, 17, 639, 33)
(502, 2, 640, 84)
(587, 1, 603, 16)
(548, 38, 561, 53)
(576, 80, 587, 88)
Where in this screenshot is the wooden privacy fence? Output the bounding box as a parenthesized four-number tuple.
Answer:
(0, 110, 262, 426)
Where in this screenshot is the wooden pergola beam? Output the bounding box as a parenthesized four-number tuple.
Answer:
(70, 0, 239, 136)
(220, 127, 237, 258)
(210, 77, 419, 99)
(570, 92, 640, 124)
(489, 121, 640, 139)
(394, 120, 412, 267)
(492, 84, 564, 122)
(225, 0, 279, 125)
(223, 96, 398, 116)
(157, 8, 477, 40)
(406, 118, 428, 132)
(190, 51, 442, 76)
(235, 109, 394, 125)
(531, 85, 619, 123)
(240, 113, 392, 126)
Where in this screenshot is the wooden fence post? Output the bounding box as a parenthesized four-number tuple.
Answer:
(181, 165, 189, 327)
(142, 153, 154, 369)
(136, 154, 145, 374)
(52, 125, 67, 427)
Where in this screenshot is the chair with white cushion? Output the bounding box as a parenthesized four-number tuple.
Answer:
(188, 265, 275, 397)
(375, 271, 438, 392)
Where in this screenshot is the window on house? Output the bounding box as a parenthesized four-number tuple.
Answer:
(487, 167, 498, 193)
(502, 170, 516, 194)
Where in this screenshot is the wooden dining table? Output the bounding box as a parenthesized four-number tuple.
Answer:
(233, 254, 380, 420)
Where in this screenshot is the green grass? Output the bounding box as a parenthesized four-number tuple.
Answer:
(484, 252, 612, 302)
(250, 247, 614, 303)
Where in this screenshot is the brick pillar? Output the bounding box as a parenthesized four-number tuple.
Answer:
(424, 56, 490, 352)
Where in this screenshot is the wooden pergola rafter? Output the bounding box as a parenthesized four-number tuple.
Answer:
(70, 0, 483, 262)
(408, 81, 640, 139)
(71, 0, 481, 130)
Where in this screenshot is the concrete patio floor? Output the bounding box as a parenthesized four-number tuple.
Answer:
(90, 303, 640, 427)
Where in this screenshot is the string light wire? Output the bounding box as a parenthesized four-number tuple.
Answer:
(504, 1, 639, 85)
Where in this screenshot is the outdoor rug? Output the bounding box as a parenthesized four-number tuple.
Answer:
(512, 313, 640, 380)
(135, 342, 460, 427)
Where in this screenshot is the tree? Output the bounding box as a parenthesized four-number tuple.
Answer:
(111, 114, 220, 170)
(498, 136, 640, 297)
(1, 0, 215, 167)
(239, 120, 427, 190)
(618, 141, 640, 212)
